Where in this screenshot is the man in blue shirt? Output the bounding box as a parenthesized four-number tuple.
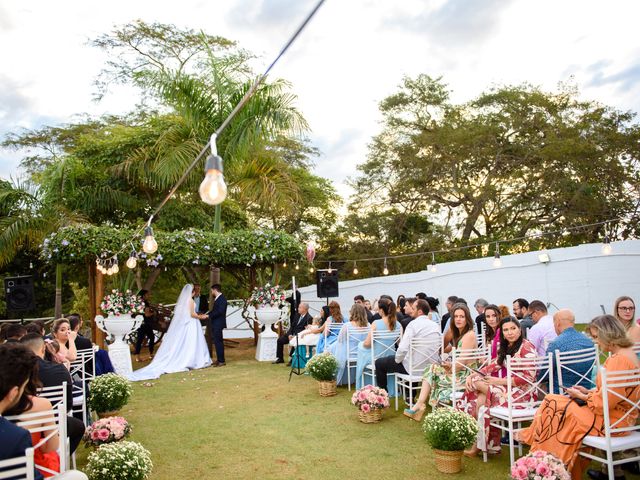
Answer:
(547, 309, 595, 394)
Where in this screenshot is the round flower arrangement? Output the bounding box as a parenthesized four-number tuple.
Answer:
(86, 440, 153, 480)
(248, 283, 287, 308)
(305, 352, 338, 382)
(511, 450, 570, 480)
(100, 289, 145, 316)
(351, 385, 390, 413)
(422, 407, 479, 451)
(88, 373, 133, 414)
(83, 416, 131, 448)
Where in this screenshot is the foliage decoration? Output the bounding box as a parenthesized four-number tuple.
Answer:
(40, 224, 304, 267)
(422, 407, 479, 451)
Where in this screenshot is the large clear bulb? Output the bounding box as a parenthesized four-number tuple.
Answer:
(126, 256, 137, 269)
(493, 256, 503, 268)
(143, 226, 158, 254)
(199, 155, 227, 205)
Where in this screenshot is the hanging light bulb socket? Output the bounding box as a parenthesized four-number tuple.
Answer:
(327, 261, 333, 274)
(601, 235, 612, 255)
(383, 258, 389, 276)
(199, 134, 227, 205)
(143, 224, 158, 254)
(353, 261, 358, 275)
(429, 252, 437, 272)
(493, 242, 503, 268)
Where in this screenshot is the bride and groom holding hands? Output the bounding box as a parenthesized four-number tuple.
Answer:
(128, 283, 227, 381)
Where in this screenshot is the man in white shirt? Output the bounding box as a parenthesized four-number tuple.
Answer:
(374, 299, 441, 392)
(526, 300, 557, 357)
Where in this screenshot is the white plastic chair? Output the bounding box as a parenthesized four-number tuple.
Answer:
(5, 402, 69, 475)
(486, 352, 553, 465)
(0, 447, 35, 480)
(579, 367, 640, 479)
(554, 345, 599, 393)
(443, 344, 491, 407)
(361, 330, 402, 387)
(395, 335, 442, 410)
(345, 326, 370, 390)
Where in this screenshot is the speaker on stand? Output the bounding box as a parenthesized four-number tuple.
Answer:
(316, 269, 339, 299)
(4, 275, 36, 313)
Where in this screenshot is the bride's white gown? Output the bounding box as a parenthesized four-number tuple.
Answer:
(128, 284, 212, 381)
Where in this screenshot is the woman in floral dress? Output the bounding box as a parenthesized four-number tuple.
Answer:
(457, 317, 537, 456)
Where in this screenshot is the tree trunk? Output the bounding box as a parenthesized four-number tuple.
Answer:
(54, 264, 63, 319)
(142, 268, 162, 291)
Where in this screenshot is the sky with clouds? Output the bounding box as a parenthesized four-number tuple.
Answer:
(1, 0, 639, 202)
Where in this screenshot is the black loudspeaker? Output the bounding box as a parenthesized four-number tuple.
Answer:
(316, 269, 339, 298)
(4, 275, 35, 312)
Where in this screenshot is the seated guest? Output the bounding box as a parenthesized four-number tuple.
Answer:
(20, 334, 85, 455)
(513, 298, 532, 336)
(0, 322, 10, 342)
(354, 295, 374, 323)
(483, 304, 500, 357)
(396, 295, 406, 316)
(273, 303, 312, 365)
(459, 317, 537, 457)
(374, 299, 440, 395)
(65, 314, 92, 351)
(44, 339, 70, 370)
(527, 300, 557, 356)
(546, 309, 595, 394)
(294, 306, 330, 349)
(50, 319, 77, 363)
(614, 296, 640, 343)
(25, 321, 46, 337)
(399, 297, 416, 330)
(356, 298, 403, 390)
(315, 301, 345, 354)
(0, 344, 88, 480)
(474, 298, 488, 336)
(405, 303, 478, 420)
(4, 323, 27, 343)
(518, 314, 640, 479)
(370, 295, 405, 324)
(426, 297, 441, 326)
(329, 304, 370, 385)
(441, 295, 459, 333)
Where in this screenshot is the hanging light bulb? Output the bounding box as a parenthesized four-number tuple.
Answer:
(199, 134, 227, 205)
(29, 262, 33, 269)
(601, 235, 612, 255)
(309, 264, 315, 273)
(126, 253, 137, 269)
(282, 260, 287, 268)
(353, 261, 358, 275)
(327, 262, 333, 274)
(112, 262, 119, 274)
(429, 252, 437, 272)
(383, 258, 389, 276)
(143, 225, 158, 254)
(295, 261, 300, 271)
(493, 242, 503, 268)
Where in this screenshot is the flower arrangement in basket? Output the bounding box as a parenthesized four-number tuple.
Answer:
(86, 440, 153, 480)
(511, 451, 570, 480)
(248, 283, 287, 308)
(88, 373, 133, 415)
(84, 416, 131, 447)
(305, 352, 338, 396)
(423, 407, 479, 473)
(100, 289, 145, 316)
(351, 385, 390, 423)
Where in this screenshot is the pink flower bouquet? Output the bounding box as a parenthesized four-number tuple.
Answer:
(511, 451, 570, 480)
(351, 384, 390, 413)
(83, 416, 131, 447)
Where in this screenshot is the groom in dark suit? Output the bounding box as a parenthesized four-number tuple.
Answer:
(208, 284, 228, 367)
(273, 302, 313, 365)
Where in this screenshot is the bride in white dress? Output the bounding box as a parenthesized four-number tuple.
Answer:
(128, 284, 212, 381)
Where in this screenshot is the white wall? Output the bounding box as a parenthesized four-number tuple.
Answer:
(297, 240, 640, 323)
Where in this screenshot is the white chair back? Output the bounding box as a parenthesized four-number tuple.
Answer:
(450, 344, 491, 401)
(505, 352, 553, 410)
(475, 321, 487, 348)
(554, 345, 599, 392)
(37, 383, 68, 412)
(325, 322, 344, 339)
(599, 367, 640, 436)
(0, 448, 35, 480)
(407, 334, 442, 376)
(345, 326, 370, 389)
(70, 349, 95, 425)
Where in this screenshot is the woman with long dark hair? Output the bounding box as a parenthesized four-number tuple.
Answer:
(457, 317, 537, 457)
(315, 301, 345, 354)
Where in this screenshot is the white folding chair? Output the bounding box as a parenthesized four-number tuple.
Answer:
(486, 352, 553, 464)
(554, 345, 598, 393)
(579, 367, 640, 479)
(443, 344, 491, 407)
(69, 348, 95, 426)
(0, 447, 35, 480)
(5, 402, 69, 475)
(361, 330, 402, 388)
(395, 334, 442, 410)
(321, 322, 344, 352)
(345, 326, 370, 390)
(37, 383, 68, 411)
(475, 321, 487, 349)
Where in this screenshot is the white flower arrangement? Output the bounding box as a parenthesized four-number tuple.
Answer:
(88, 373, 133, 413)
(422, 407, 479, 451)
(100, 289, 145, 316)
(86, 441, 153, 480)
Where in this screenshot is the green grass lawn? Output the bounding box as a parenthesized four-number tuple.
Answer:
(73, 340, 636, 479)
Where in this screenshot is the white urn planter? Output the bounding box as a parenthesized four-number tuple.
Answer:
(254, 306, 283, 362)
(95, 313, 143, 375)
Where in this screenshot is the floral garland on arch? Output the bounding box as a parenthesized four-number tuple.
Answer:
(248, 283, 287, 308)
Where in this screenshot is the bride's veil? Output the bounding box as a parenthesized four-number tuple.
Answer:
(170, 284, 194, 328)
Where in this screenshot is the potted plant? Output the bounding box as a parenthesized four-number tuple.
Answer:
(351, 385, 390, 423)
(83, 416, 131, 448)
(86, 440, 153, 480)
(422, 407, 479, 473)
(305, 352, 339, 396)
(511, 451, 570, 480)
(89, 373, 133, 417)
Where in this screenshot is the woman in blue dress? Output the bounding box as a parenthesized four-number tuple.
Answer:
(315, 301, 344, 354)
(329, 304, 370, 385)
(355, 298, 403, 391)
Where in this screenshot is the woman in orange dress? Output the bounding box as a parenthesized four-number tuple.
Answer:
(518, 314, 640, 478)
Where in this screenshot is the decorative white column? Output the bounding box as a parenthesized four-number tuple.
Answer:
(95, 314, 143, 375)
(254, 307, 283, 361)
